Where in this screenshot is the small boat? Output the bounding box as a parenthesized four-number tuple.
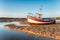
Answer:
(27, 15, 56, 24)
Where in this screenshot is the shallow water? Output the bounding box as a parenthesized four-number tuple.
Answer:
(0, 22, 56, 40)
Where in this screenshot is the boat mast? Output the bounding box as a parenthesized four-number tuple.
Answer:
(38, 5, 43, 18)
(40, 4, 43, 14)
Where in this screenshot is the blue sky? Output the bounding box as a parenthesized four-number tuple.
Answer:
(0, 0, 60, 18)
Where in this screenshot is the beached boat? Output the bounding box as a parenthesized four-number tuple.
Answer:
(27, 15, 56, 24)
(27, 5, 56, 24)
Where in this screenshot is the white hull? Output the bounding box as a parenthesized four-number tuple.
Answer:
(28, 18, 52, 24)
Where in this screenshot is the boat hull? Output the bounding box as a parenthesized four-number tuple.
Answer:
(27, 16, 54, 24)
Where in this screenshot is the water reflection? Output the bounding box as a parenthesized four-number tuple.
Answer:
(0, 22, 56, 40)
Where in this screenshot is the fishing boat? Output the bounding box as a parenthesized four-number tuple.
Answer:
(27, 15, 56, 24)
(27, 5, 56, 24)
(27, 11, 56, 25)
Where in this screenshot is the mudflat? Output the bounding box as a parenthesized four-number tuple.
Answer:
(5, 23, 60, 40)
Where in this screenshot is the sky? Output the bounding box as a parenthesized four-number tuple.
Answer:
(0, 0, 60, 18)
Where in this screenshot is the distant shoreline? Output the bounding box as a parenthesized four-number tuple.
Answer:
(0, 18, 26, 22)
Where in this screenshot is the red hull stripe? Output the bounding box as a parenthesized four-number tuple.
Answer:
(28, 17, 52, 22)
